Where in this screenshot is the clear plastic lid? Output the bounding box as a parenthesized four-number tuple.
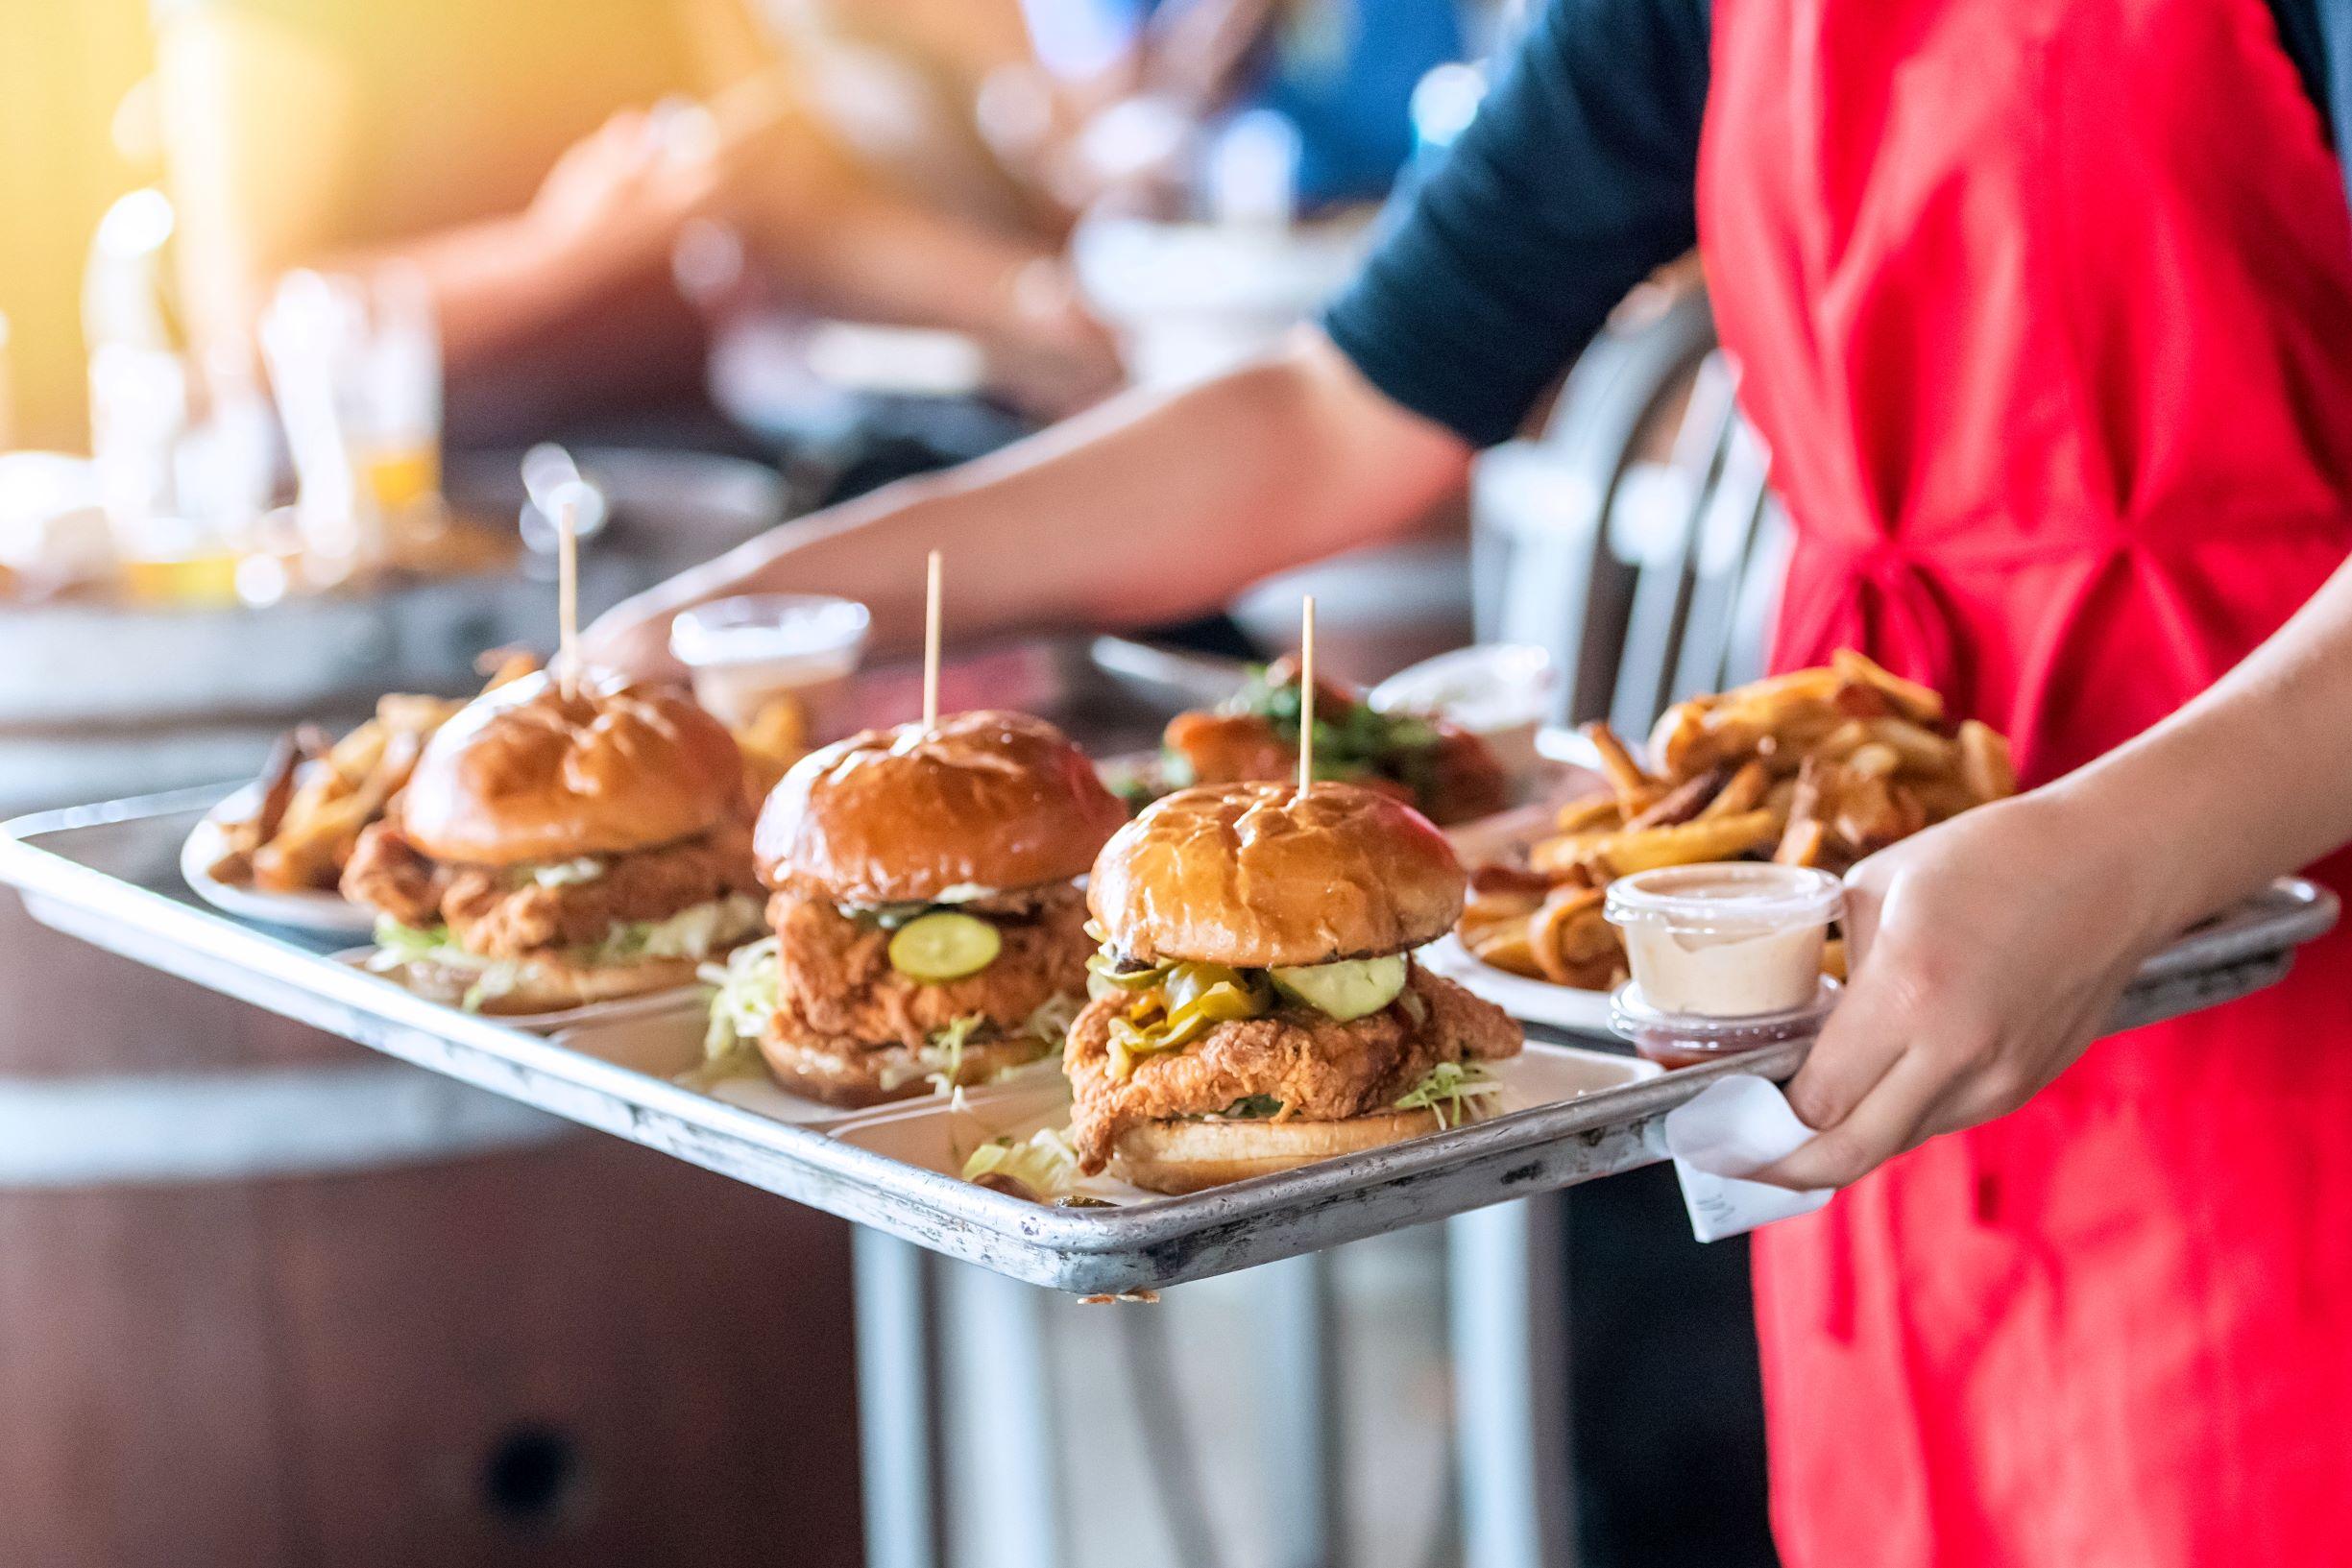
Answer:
(1603, 862, 1843, 936)
(669, 594, 871, 669)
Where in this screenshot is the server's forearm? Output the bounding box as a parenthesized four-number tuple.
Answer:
(587, 330, 1473, 663)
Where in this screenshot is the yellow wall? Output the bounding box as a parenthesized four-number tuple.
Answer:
(0, 0, 156, 450)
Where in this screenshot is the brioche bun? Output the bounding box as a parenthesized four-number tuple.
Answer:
(755, 710, 1128, 905)
(381, 951, 706, 1016)
(400, 671, 743, 867)
(756, 1026, 1054, 1109)
(1088, 781, 1467, 968)
(1107, 1105, 1483, 1194)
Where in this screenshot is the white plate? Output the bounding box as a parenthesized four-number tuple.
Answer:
(1418, 934, 1618, 1036)
(1430, 745, 1621, 1034)
(181, 791, 377, 937)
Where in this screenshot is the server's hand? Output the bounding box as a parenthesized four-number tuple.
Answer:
(1751, 790, 2161, 1191)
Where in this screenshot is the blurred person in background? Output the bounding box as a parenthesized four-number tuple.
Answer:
(591, 0, 2352, 1562)
(991, 0, 1474, 216)
(153, 0, 1124, 447)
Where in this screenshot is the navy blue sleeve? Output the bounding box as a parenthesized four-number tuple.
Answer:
(2309, 0, 2352, 176)
(1321, 0, 1713, 447)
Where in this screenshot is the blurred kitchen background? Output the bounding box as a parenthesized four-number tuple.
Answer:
(0, 1, 1768, 1565)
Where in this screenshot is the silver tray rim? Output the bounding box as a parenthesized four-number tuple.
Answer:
(3, 782, 2336, 1291)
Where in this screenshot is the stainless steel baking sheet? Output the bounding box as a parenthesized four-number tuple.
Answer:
(2, 638, 2335, 1292)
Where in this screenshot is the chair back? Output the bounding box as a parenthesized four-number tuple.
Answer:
(1471, 287, 1788, 736)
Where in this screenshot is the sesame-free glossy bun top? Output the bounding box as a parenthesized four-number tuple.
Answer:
(755, 710, 1128, 905)
(1088, 781, 1467, 968)
(399, 670, 744, 866)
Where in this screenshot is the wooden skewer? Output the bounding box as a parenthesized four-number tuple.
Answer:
(1297, 595, 1317, 794)
(922, 548, 943, 731)
(556, 492, 581, 699)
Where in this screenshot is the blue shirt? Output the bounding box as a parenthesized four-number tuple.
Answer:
(1025, 0, 1468, 204)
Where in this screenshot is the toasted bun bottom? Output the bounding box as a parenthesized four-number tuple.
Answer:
(1109, 1106, 1483, 1195)
(757, 1027, 1054, 1109)
(393, 953, 705, 1015)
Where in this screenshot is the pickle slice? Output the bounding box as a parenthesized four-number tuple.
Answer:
(887, 910, 1002, 981)
(1269, 954, 1409, 1022)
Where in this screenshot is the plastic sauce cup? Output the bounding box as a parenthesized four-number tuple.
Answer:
(670, 594, 871, 736)
(1604, 862, 1842, 1019)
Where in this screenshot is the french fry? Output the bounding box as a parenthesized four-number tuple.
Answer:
(1625, 767, 1728, 831)
(1831, 649, 1944, 725)
(1587, 808, 1781, 876)
(1729, 667, 1845, 707)
(1831, 682, 1892, 719)
(1468, 864, 1556, 901)
(1530, 830, 1622, 877)
(1821, 938, 1848, 981)
(1553, 792, 1624, 835)
(1813, 719, 1873, 760)
(1774, 758, 1828, 866)
(1467, 924, 1544, 979)
(1530, 887, 1609, 986)
(1845, 741, 1903, 780)
(1647, 700, 1711, 778)
(1865, 715, 1958, 774)
(1774, 818, 1827, 869)
(1834, 773, 1927, 854)
(476, 647, 543, 688)
(1957, 719, 2016, 802)
(1698, 759, 1771, 819)
(1583, 722, 1659, 815)
(1908, 777, 1978, 823)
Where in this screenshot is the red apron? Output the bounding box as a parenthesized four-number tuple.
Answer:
(1697, 0, 2352, 1562)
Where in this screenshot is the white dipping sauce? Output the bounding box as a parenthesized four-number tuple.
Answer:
(1605, 863, 1843, 1020)
(670, 594, 870, 734)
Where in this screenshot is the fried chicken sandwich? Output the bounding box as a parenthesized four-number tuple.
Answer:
(1155, 658, 1511, 825)
(1069, 780, 1522, 1194)
(704, 710, 1129, 1106)
(342, 670, 764, 1013)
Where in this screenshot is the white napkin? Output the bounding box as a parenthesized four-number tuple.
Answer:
(1660, 1073, 1836, 1242)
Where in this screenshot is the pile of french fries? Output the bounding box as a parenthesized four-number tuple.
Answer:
(207, 696, 470, 892)
(206, 652, 544, 892)
(1458, 650, 2016, 990)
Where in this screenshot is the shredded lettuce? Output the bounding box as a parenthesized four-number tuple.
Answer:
(1023, 991, 1081, 1046)
(922, 1014, 987, 1096)
(1393, 1061, 1507, 1131)
(961, 1127, 1079, 1198)
(367, 919, 522, 1012)
(374, 894, 764, 1016)
(698, 935, 780, 1068)
(601, 893, 766, 963)
(901, 994, 1079, 1096)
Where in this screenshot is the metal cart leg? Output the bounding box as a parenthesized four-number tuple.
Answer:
(1254, 1250, 1347, 1568)
(1448, 1194, 1576, 1568)
(855, 1228, 943, 1568)
(940, 1261, 1066, 1568)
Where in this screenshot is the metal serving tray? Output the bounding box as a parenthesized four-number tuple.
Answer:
(1, 639, 2337, 1293)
